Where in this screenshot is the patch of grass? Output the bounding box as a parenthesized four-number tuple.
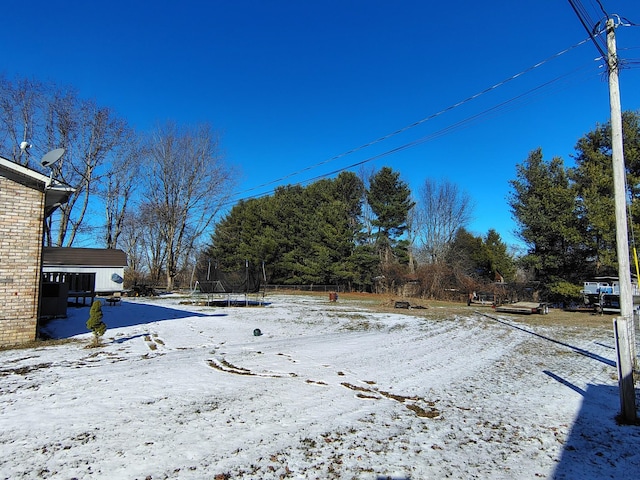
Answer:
(327, 312, 368, 320)
(309, 290, 614, 328)
(406, 403, 440, 418)
(341, 382, 372, 393)
(356, 392, 380, 400)
(207, 358, 254, 375)
(0, 362, 52, 376)
(340, 320, 384, 332)
(300, 437, 317, 449)
(306, 379, 328, 385)
(378, 390, 419, 402)
(0, 338, 81, 351)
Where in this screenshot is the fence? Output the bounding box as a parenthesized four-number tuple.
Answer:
(264, 284, 344, 293)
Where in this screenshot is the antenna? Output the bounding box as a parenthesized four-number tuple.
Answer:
(40, 148, 65, 168)
(14, 141, 32, 162)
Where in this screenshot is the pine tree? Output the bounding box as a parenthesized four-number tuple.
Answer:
(508, 148, 583, 285)
(205, 173, 367, 287)
(86, 300, 107, 346)
(366, 167, 414, 266)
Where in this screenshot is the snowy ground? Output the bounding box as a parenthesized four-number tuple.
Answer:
(1, 293, 639, 480)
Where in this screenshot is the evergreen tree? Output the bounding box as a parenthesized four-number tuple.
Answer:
(570, 122, 617, 275)
(446, 228, 515, 282)
(86, 300, 107, 347)
(366, 167, 414, 266)
(446, 228, 486, 277)
(205, 173, 368, 287)
(484, 229, 516, 282)
(348, 243, 380, 291)
(570, 111, 640, 276)
(508, 148, 583, 286)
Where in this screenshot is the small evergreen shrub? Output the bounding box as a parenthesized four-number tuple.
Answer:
(86, 300, 107, 346)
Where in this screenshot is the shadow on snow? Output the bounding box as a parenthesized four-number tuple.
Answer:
(478, 311, 615, 367)
(39, 299, 227, 339)
(549, 380, 640, 479)
(479, 311, 640, 478)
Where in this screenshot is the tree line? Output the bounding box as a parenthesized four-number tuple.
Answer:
(0, 74, 498, 296)
(203, 166, 513, 297)
(0, 75, 232, 291)
(3, 74, 637, 302)
(509, 111, 640, 303)
(206, 111, 640, 301)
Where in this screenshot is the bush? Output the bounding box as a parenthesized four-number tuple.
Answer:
(86, 300, 107, 346)
(547, 280, 583, 305)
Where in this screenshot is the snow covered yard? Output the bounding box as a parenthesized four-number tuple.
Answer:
(1, 294, 639, 479)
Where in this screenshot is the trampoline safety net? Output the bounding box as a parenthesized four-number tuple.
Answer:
(198, 263, 263, 294)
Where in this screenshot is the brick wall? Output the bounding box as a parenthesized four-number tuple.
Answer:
(0, 176, 45, 346)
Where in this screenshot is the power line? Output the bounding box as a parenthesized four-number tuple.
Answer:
(226, 37, 593, 203)
(220, 63, 597, 208)
(594, 0, 609, 18)
(275, 68, 594, 184)
(567, 0, 608, 61)
(568, 1, 640, 71)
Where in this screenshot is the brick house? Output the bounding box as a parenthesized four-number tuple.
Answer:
(0, 156, 73, 346)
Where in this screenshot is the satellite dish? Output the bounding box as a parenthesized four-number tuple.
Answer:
(111, 273, 124, 284)
(41, 148, 65, 168)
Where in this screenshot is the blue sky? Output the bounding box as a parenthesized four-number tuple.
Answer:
(2, 1, 640, 249)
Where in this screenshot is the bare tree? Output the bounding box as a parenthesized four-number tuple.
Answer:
(0, 75, 44, 164)
(415, 178, 474, 263)
(0, 75, 133, 247)
(45, 95, 131, 246)
(137, 204, 168, 285)
(119, 213, 144, 272)
(141, 122, 234, 290)
(406, 203, 418, 274)
(357, 165, 377, 244)
(101, 136, 141, 249)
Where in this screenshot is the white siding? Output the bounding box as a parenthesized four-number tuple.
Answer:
(42, 266, 125, 293)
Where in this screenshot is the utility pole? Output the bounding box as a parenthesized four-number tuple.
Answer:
(607, 17, 637, 423)
(608, 21, 632, 319)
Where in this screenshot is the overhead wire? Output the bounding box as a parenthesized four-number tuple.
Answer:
(222, 3, 639, 209)
(569, 1, 640, 71)
(226, 37, 593, 202)
(573, 0, 640, 276)
(220, 62, 597, 208)
(567, 0, 608, 61)
(617, 25, 640, 69)
(593, 0, 609, 18)
(277, 68, 594, 183)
